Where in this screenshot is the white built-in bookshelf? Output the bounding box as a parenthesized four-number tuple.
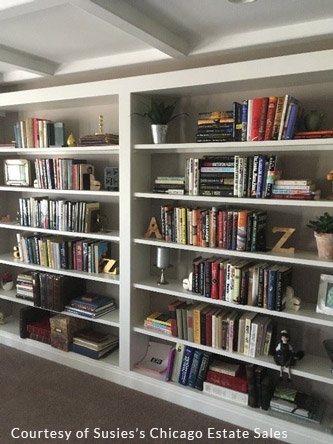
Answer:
(1, 49, 333, 444)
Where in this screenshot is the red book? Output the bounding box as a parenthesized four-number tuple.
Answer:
(218, 260, 227, 300)
(168, 300, 186, 337)
(217, 209, 227, 249)
(211, 260, 219, 299)
(206, 367, 248, 393)
(250, 97, 264, 141)
(258, 97, 269, 141)
(264, 96, 278, 140)
(205, 307, 218, 347)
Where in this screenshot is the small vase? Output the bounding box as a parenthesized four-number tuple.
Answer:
(314, 232, 333, 260)
(151, 124, 168, 144)
(1, 281, 14, 291)
(304, 111, 324, 132)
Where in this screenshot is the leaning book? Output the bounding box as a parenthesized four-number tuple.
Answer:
(135, 341, 173, 374)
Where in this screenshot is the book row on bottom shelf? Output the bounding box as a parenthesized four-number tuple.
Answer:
(19, 306, 119, 360)
(135, 340, 333, 432)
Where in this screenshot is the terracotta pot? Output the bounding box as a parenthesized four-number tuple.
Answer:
(314, 232, 333, 260)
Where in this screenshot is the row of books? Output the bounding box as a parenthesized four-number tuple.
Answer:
(18, 197, 100, 233)
(135, 341, 273, 408)
(34, 158, 95, 190)
(195, 95, 302, 143)
(13, 118, 66, 148)
(186, 154, 282, 198)
(145, 303, 275, 357)
(236, 95, 302, 142)
(16, 232, 111, 273)
(65, 293, 116, 319)
(189, 256, 293, 311)
(160, 205, 267, 252)
(17, 271, 86, 312)
(135, 341, 211, 391)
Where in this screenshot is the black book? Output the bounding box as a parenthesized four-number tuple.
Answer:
(194, 351, 212, 391)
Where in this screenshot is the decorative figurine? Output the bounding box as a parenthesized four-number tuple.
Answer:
(285, 286, 302, 311)
(67, 133, 76, 147)
(274, 329, 304, 381)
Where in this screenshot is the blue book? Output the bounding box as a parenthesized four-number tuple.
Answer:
(241, 100, 248, 141)
(187, 350, 203, 387)
(178, 346, 195, 385)
(267, 265, 280, 310)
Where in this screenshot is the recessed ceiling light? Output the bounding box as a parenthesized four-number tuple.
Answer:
(228, 0, 257, 3)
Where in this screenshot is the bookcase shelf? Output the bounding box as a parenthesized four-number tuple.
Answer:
(0, 316, 120, 369)
(134, 192, 333, 208)
(134, 138, 333, 153)
(1, 49, 333, 444)
(133, 325, 333, 385)
(134, 237, 333, 269)
(0, 222, 120, 242)
(0, 187, 120, 198)
(134, 278, 333, 328)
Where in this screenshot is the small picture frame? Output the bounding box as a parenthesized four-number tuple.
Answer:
(104, 166, 119, 191)
(4, 159, 31, 186)
(316, 274, 333, 315)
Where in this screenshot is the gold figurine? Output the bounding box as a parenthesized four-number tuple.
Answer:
(95, 115, 105, 135)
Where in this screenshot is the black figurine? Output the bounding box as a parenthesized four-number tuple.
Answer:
(274, 329, 304, 381)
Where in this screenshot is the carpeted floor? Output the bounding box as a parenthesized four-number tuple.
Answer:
(0, 344, 283, 444)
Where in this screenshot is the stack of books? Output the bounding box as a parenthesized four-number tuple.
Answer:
(271, 179, 320, 200)
(195, 111, 234, 143)
(65, 293, 116, 319)
(270, 385, 326, 424)
(144, 311, 172, 336)
(26, 316, 52, 344)
(78, 133, 119, 146)
(294, 130, 333, 139)
(71, 328, 119, 359)
(16, 271, 34, 301)
(198, 156, 235, 197)
(153, 176, 185, 195)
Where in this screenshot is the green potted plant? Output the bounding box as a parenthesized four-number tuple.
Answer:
(307, 212, 333, 259)
(133, 99, 188, 144)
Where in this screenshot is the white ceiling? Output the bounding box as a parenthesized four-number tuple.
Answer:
(0, 0, 333, 87)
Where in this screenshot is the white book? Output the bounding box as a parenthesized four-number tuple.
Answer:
(203, 381, 248, 405)
(171, 343, 186, 382)
(243, 312, 257, 356)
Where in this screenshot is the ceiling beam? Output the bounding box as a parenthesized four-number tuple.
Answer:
(0, 0, 67, 21)
(71, 0, 189, 58)
(0, 45, 59, 76)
